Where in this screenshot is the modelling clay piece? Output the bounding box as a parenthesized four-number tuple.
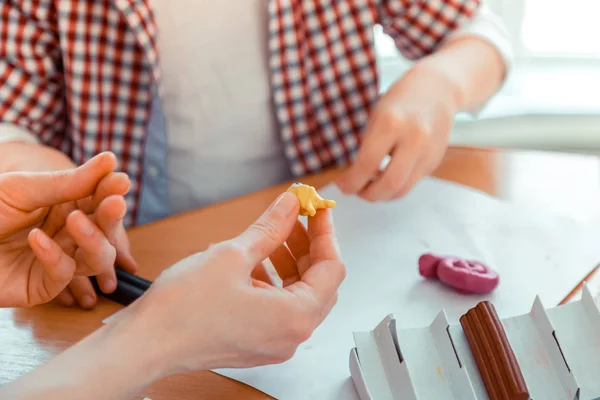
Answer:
(437, 258, 499, 294)
(460, 302, 529, 400)
(418, 253, 442, 279)
(418, 253, 499, 294)
(286, 183, 336, 217)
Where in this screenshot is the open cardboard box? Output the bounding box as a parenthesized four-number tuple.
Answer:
(349, 284, 600, 400)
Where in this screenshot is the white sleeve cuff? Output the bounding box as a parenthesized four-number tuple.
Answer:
(443, 3, 515, 116)
(446, 3, 514, 75)
(0, 123, 39, 145)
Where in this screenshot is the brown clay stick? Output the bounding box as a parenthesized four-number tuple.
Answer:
(484, 302, 528, 398)
(461, 316, 494, 397)
(462, 312, 503, 400)
(479, 304, 512, 397)
(473, 307, 511, 400)
(461, 302, 530, 400)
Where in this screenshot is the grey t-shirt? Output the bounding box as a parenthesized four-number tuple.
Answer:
(138, 0, 292, 224)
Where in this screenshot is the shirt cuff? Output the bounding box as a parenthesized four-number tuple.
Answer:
(0, 123, 40, 145)
(443, 3, 515, 116)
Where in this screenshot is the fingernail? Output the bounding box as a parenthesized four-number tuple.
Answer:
(81, 295, 95, 309)
(62, 293, 75, 307)
(128, 257, 138, 271)
(270, 192, 298, 217)
(99, 151, 115, 162)
(102, 277, 117, 293)
(36, 230, 51, 250)
(76, 215, 94, 236)
(58, 291, 75, 307)
(91, 152, 107, 166)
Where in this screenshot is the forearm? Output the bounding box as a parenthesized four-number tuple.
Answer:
(0, 320, 166, 400)
(0, 141, 75, 173)
(413, 36, 507, 112)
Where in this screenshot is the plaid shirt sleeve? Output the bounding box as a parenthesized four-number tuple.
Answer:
(379, 0, 481, 60)
(0, 0, 69, 152)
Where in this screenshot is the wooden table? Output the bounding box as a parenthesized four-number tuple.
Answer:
(1, 147, 599, 399)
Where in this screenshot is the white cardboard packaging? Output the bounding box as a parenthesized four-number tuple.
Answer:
(350, 284, 600, 400)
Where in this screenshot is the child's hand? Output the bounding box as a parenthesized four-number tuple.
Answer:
(0, 152, 135, 308)
(336, 63, 459, 201)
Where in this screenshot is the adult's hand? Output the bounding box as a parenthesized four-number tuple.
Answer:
(119, 190, 345, 372)
(0, 191, 346, 400)
(0, 152, 135, 308)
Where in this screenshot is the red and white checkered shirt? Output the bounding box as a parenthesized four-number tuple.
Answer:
(0, 0, 484, 226)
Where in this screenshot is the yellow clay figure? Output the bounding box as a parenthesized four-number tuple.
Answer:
(286, 183, 336, 217)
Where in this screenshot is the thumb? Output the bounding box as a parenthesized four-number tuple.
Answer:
(2, 152, 117, 211)
(233, 192, 299, 268)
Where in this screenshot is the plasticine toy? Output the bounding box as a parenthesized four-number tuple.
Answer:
(419, 253, 499, 294)
(286, 183, 336, 217)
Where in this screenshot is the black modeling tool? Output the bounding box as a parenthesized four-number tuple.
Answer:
(92, 267, 153, 306)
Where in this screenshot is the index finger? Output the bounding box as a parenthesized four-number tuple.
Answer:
(77, 172, 130, 214)
(290, 258, 346, 307)
(294, 210, 345, 304)
(336, 115, 395, 194)
(307, 209, 342, 264)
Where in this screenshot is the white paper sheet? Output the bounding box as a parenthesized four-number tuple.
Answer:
(214, 178, 600, 400)
(102, 308, 125, 324)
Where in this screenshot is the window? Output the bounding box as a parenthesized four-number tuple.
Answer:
(373, 24, 400, 61)
(521, 0, 600, 58)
